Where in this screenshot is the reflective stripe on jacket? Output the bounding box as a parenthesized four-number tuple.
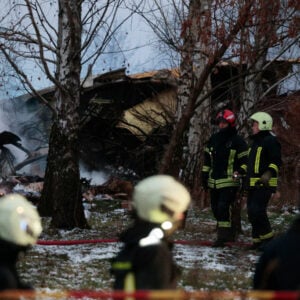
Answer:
(202, 127, 248, 189)
(246, 131, 281, 188)
(111, 221, 178, 290)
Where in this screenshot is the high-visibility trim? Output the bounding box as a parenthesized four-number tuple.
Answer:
(240, 164, 247, 172)
(238, 150, 248, 159)
(250, 177, 278, 187)
(111, 261, 132, 270)
(124, 272, 135, 300)
(269, 163, 279, 174)
(204, 147, 210, 153)
(252, 237, 261, 243)
(260, 231, 274, 240)
(209, 178, 235, 184)
(208, 178, 240, 189)
(218, 221, 231, 228)
(227, 150, 236, 176)
(254, 147, 262, 173)
(202, 166, 210, 172)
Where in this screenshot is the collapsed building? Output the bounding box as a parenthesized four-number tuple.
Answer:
(1, 62, 299, 205)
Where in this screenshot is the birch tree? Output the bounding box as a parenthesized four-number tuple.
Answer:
(133, 0, 299, 205)
(0, 0, 131, 228)
(177, 0, 212, 203)
(238, 0, 300, 132)
(137, 0, 255, 196)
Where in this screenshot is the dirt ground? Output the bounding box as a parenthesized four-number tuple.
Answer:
(17, 197, 298, 296)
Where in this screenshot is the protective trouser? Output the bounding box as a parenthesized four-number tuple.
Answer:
(247, 189, 274, 243)
(210, 187, 238, 244)
(210, 187, 237, 227)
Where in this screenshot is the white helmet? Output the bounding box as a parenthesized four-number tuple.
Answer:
(132, 175, 191, 224)
(250, 112, 273, 131)
(0, 194, 42, 246)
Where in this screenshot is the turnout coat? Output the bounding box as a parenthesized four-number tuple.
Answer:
(246, 131, 281, 191)
(254, 216, 300, 290)
(202, 127, 248, 189)
(111, 220, 179, 290)
(0, 240, 32, 290)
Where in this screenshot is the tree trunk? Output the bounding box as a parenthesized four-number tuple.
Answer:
(183, 0, 212, 205)
(238, 0, 280, 135)
(159, 0, 254, 185)
(39, 0, 88, 229)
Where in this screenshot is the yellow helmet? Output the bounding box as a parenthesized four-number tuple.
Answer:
(132, 175, 191, 224)
(250, 112, 273, 131)
(0, 194, 42, 246)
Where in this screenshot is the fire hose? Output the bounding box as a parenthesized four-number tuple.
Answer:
(37, 239, 252, 247)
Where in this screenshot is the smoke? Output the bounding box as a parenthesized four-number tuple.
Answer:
(80, 163, 108, 185)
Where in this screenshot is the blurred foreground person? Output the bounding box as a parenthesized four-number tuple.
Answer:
(253, 215, 300, 290)
(0, 193, 42, 290)
(202, 109, 248, 246)
(245, 112, 281, 250)
(111, 175, 191, 291)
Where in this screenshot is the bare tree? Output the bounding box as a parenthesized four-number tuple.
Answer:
(238, 0, 300, 133)
(134, 1, 254, 188)
(176, 0, 212, 205)
(158, 0, 256, 173)
(0, 0, 133, 228)
(131, 0, 299, 204)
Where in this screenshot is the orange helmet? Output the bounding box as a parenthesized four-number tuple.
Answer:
(216, 109, 236, 127)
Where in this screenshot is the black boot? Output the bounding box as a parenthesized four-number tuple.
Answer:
(247, 241, 261, 250)
(212, 227, 234, 247)
(257, 237, 274, 252)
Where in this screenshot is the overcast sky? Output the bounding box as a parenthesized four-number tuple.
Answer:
(0, 0, 299, 100)
(0, 1, 177, 100)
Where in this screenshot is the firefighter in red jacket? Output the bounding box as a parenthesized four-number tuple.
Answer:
(201, 109, 248, 246)
(110, 175, 191, 291)
(246, 112, 281, 250)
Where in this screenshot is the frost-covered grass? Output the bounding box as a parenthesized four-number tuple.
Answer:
(17, 198, 298, 293)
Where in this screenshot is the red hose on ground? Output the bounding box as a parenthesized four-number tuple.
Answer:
(37, 238, 119, 245)
(37, 239, 252, 247)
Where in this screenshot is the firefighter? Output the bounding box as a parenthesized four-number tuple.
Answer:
(253, 215, 300, 290)
(110, 175, 191, 291)
(201, 109, 248, 247)
(246, 112, 281, 250)
(0, 193, 42, 290)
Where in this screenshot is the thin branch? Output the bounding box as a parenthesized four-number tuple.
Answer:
(0, 47, 56, 116)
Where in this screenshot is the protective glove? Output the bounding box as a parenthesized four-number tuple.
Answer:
(232, 171, 240, 181)
(255, 170, 272, 187)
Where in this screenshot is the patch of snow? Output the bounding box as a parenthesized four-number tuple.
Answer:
(34, 242, 121, 264)
(175, 245, 236, 272)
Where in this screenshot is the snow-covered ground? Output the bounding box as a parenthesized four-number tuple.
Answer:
(19, 201, 294, 293)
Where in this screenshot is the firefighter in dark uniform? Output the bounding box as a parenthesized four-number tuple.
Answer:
(201, 109, 248, 246)
(253, 215, 300, 290)
(110, 175, 191, 291)
(0, 194, 42, 291)
(246, 112, 281, 250)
